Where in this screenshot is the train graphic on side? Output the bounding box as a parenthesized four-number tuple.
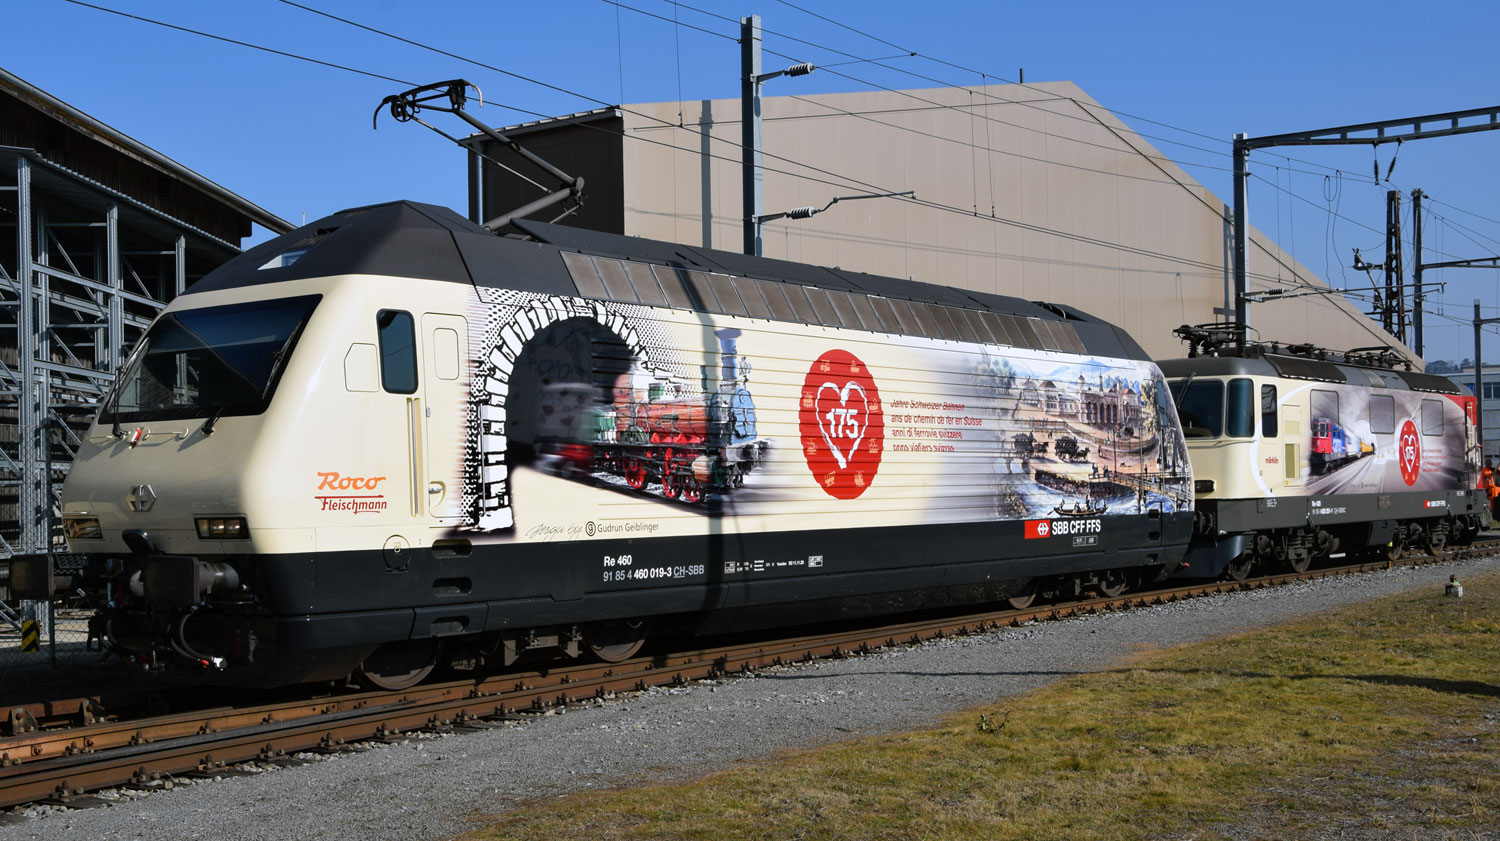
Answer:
(536, 329, 769, 504)
(1309, 416, 1375, 476)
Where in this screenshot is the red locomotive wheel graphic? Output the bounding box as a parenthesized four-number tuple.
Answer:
(799, 349, 883, 499)
(1398, 419, 1421, 486)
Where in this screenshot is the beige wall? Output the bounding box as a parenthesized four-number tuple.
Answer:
(618, 82, 1410, 363)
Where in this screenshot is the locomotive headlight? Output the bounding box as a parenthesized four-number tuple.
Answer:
(63, 517, 103, 540)
(195, 517, 249, 539)
(1194, 479, 1216, 494)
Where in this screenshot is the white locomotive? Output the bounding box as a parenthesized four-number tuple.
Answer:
(13, 201, 1195, 688)
(1162, 327, 1484, 580)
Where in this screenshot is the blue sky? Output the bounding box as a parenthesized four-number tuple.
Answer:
(10, 0, 1500, 362)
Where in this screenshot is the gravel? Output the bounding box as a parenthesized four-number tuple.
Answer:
(3, 555, 1496, 841)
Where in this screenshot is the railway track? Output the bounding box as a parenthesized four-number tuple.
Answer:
(2, 543, 1494, 812)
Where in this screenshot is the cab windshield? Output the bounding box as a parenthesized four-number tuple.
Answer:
(1170, 379, 1224, 438)
(101, 295, 321, 424)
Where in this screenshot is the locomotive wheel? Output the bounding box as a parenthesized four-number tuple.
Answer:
(661, 469, 682, 499)
(1285, 553, 1312, 574)
(679, 474, 704, 504)
(622, 457, 648, 489)
(1428, 529, 1447, 555)
(1223, 553, 1255, 582)
(1385, 523, 1417, 562)
(1004, 578, 1038, 610)
(586, 619, 648, 663)
(1093, 569, 1129, 598)
(353, 639, 441, 691)
(1454, 518, 1479, 547)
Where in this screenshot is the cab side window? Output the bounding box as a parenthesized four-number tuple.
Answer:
(1369, 395, 1395, 435)
(377, 310, 418, 394)
(1260, 384, 1278, 438)
(1226, 378, 1254, 438)
(1421, 399, 1443, 436)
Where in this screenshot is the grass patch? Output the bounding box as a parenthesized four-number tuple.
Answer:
(462, 572, 1500, 841)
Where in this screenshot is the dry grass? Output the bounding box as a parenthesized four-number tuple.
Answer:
(463, 574, 1500, 841)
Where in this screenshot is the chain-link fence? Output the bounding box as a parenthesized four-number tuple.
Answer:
(0, 558, 102, 673)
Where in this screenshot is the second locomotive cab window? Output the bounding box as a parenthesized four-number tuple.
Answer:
(1226, 378, 1254, 438)
(1369, 395, 1395, 435)
(1421, 399, 1443, 436)
(1261, 384, 1278, 438)
(377, 310, 418, 394)
(1172, 379, 1224, 438)
(1311, 389, 1340, 430)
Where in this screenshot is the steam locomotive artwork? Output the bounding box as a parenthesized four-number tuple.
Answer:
(535, 330, 768, 504)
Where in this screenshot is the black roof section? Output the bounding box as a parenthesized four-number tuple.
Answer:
(188, 200, 1149, 360)
(1158, 355, 1461, 394)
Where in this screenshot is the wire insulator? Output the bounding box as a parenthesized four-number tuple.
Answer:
(785, 63, 816, 77)
(785, 206, 819, 220)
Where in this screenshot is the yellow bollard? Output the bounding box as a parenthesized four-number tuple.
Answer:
(20, 619, 40, 653)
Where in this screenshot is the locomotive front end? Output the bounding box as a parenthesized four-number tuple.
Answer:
(50, 290, 330, 680)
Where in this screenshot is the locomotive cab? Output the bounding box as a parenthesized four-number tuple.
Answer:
(1170, 374, 1293, 499)
(1161, 350, 1483, 580)
(51, 261, 476, 684)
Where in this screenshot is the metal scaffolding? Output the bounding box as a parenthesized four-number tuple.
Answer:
(0, 149, 240, 561)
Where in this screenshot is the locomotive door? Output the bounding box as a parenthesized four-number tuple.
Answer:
(1281, 400, 1305, 489)
(421, 313, 470, 523)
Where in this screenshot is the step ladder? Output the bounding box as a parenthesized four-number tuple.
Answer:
(0, 600, 22, 634)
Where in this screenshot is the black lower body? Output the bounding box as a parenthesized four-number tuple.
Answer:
(1179, 489, 1484, 578)
(83, 511, 1194, 687)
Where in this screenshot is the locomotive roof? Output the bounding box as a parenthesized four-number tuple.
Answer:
(189, 200, 1148, 361)
(1157, 354, 1461, 394)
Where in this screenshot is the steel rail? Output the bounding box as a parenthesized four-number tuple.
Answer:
(1, 543, 1492, 810)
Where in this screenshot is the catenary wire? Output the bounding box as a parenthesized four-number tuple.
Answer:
(262, 0, 1318, 285)
(759, 0, 1500, 245)
(680, 0, 1392, 188)
(60, 0, 417, 86)
(62, 0, 1410, 303)
(635, 0, 1500, 287)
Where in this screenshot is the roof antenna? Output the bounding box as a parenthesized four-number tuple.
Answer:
(376, 79, 586, 234)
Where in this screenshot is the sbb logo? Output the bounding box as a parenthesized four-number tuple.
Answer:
(1024, 519, 1051, 539)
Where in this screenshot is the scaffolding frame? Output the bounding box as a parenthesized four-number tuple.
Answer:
(0, 149, 239, 562)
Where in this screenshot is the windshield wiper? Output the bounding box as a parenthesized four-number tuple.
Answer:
(200, 321, 307, 437)
(1169, 371, 1196, 404)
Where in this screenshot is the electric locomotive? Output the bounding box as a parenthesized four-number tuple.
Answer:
(12, 201, 1195, 689)
(1163, 326, 1484, 580)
